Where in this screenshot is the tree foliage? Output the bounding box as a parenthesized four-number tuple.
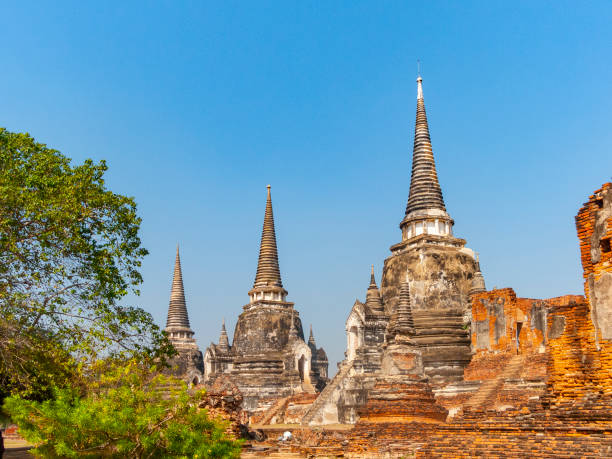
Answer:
(0, 128, 171, 399)
(3, 360, 242, 458)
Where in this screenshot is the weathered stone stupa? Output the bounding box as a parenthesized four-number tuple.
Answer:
(204, 186, 328, 413)
(302, 75, 481, 426)
(165, 246, 204, 384)
(380, 75, 478, 385)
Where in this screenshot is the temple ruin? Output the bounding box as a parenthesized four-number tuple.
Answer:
(158, 76, 612, 458)
(237, 79, 612, 458)
(203, 185, 329, 415)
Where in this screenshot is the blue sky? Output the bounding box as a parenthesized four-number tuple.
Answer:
(2, 1, 612, 371)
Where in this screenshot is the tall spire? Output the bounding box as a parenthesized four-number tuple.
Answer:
(387, 278, 415, 341)
(253, 185, 283, 289)
(405, 76, 447, 217)
(166, 245, 192, 330)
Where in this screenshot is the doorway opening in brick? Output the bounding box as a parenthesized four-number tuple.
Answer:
(516, 322, 523, 354)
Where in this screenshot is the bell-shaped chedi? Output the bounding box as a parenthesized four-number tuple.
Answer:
(232, 185, 301, 355)
(164, 246, 204, 383)
(380, 75, 481, 386)
(203, 186, 328, 414)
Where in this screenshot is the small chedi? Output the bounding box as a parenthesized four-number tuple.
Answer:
(164, 247, 204, 384)
(203, 186, 329, 416)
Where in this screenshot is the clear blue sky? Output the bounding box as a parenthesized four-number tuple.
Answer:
(3, 1, 612, 371)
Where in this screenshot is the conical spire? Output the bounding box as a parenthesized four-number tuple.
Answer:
(166, 245, 192, 330)
(369, 264, 377, 289)
(253, 185, 283, 289)
(387, 278, 415, 340)
(308, 324, 316, 346)
(218, 318, 230, 351)
(405, 76, 447, 216)
(366, 265, 384, 312)
(470, 254, 487, 295)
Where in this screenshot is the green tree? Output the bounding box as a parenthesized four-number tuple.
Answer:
(0, 127, 171, 400)
(3, 360, 242, 458)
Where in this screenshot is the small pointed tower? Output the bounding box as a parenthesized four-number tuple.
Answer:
(248, 185, 288, 304)
(307, 324, 318, 355)
(398, 75, 454, 244)
(386, 278, 416, 343)
(470, 254, 487, 295)
(365, 265, 384, 313)
(382, 275, 425, 377)
(217, 318, 230, 352)
(165, 245, 197, 349)
(308, 325, 316, 347)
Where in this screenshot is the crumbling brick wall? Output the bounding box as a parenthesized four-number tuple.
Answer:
(576, 182, 612, 390)
(471, 289, 584, 357)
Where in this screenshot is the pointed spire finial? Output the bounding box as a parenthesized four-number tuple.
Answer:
(222, 317, 226, 331)
(308, 324, 316, 346)
(417, 75, 423, 100)
(253, 185, 283, 289)
(369, 264, 377, 289)
(417, 60, 423, 100)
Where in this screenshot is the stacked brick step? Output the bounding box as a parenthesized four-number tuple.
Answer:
(464, 354, 525, 410)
